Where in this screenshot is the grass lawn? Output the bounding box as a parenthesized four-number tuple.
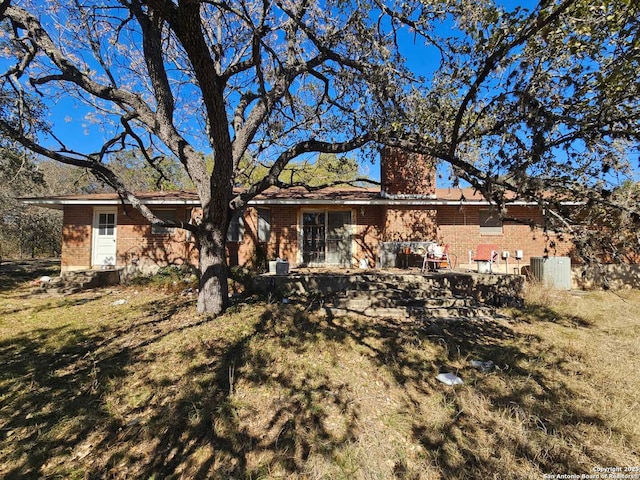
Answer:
(1, 265, 639, 479)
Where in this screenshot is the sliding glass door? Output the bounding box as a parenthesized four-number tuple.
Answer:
(303, 212, 326, 264)
(302, 210, 352, 266)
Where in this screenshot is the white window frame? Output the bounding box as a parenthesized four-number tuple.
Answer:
(479, 209, 503, 235)
(151, 208, 177, 235)
(257, 208, 271, 243)
(227, 210, 245, 242)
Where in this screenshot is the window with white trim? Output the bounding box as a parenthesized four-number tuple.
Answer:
(227, 210, 245, 242)
(479, 209, 503, 235)
(257, 208, 271, 243)
(151, 209, 176, 235)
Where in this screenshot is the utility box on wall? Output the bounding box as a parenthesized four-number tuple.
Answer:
(530, 257, 572, 290)
(268, 260, 289, 275)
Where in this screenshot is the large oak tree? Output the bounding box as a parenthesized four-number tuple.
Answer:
(0, 0, 398, 313)
(1, 0, 638, 313)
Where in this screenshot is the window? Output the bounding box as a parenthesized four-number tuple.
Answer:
(151, 209, 176, 235)
(257, 208, 271, 243)
(479, 209, 503, 235)
(302, 209, 353, 265)
(227, 210, 245, 242)
(98, 213, 115, 236)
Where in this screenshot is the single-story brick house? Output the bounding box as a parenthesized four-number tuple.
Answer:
(24, 149, 574, 274)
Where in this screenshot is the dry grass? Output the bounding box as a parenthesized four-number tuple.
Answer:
(1, 267, 639, 479)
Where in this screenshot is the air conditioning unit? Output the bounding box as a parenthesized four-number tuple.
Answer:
(530, 257, 571, 290)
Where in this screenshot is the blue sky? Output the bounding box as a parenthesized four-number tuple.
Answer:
(36, 4, 442, 183)
(29, 0, 638, 187)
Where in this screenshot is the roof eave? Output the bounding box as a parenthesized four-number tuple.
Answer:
(21, 198, 202, 208)
(249, 198, 542, 206)
(22, 197, 581, 208)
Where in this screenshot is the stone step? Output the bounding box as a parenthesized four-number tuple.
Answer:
(64, 276, 96, 284)
(36, 268, 121, 295)
(331, 295, 473, 310)
(256, 271, 525, 311)
(410, 305, 496, 318)
(349, 283, 453, 295)
(60, 275, 103, 288)
(339, 287, 455, 300)
(323, 305, 495, 319)
(344, 274, 457, 288)
(325, 278, 497, 318)
(33, 278, 84, 295)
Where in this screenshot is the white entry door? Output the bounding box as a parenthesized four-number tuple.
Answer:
(92, 208, 117, 267)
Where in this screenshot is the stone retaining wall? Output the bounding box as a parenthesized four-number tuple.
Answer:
(572, 264, 640, 290)
(253, 271, 525, 307)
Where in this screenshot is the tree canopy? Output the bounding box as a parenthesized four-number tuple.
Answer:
(0, 0, 638, 312)
(235, 153, 366, 188)
(389, 0, 640, 262)
(383, 0, 639, 196)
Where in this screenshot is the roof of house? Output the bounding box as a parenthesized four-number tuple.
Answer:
(22, 186, 550, 210)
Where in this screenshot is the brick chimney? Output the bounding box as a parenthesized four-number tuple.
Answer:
(380, 147, 436, 197)
(379, 147, 439, 243)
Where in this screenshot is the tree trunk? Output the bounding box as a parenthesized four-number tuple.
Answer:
(196, 224, 229, 315)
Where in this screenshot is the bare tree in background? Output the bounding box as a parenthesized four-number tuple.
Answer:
(0, 146, 62, 258)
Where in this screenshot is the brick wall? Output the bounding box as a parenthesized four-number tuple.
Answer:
(115, 205, 193, 270)
(247, 205, 386, 268)
(232, 203, 572, 271)
(436, 205, 573, 271)
(61, 199, 574, 273)
(61, 206, 93, 270)
(234, 206, 267, 268)
(268, 205, 299, 264)
(380, 147, 436, 196)
(61, 205, 196, 272)
(376, 148, 577, 269)
(233, 207, 256, 267)
(354, 205, 383, 267)
(382, 206, 438, 242)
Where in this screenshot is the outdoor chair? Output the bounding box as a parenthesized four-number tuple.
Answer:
(422, 244, 456, 272)
(472, 244, 499, 273)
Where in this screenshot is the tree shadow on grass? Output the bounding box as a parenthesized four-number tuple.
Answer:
(111, 306, 362, 479)
(0, 259, 60, 293)
(406, 309, 623, 477)
(0, 326, 124, 479)
(404, 315, 617, 478)
(241, 305, 626, 478)
(154, 304, 626, 477)
(0, 295, 202, 479)
(0, 294, 633, 479)
(517, 301, 595, 328)
(1, 293, 109, 317)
